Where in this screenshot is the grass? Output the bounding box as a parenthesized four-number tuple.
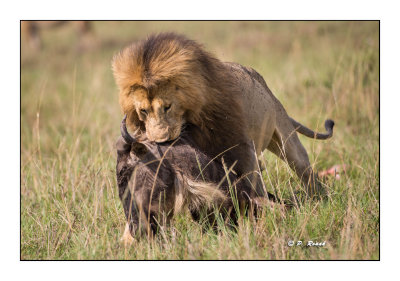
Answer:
(21, 21, 379, 260)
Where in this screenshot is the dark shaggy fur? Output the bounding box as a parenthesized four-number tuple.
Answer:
(116, 123, 278, 237)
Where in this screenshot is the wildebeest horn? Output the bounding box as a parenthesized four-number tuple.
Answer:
(120, 114, 136, 144)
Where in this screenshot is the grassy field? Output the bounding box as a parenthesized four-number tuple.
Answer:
(21, 21, 379, 260)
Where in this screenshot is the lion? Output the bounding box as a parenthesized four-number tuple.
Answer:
(116, 116, 280, 240)
(112, 33, 334, 199)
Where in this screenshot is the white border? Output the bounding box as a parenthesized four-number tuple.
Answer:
(2, 0, 398, 280)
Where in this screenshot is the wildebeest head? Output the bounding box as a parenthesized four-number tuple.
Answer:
(116, 115, 281, 238)
(116, 115, 235, 236)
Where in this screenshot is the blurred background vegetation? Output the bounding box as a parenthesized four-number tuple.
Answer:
(21, 21, 379, 260)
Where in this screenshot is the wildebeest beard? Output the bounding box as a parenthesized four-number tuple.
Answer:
(116, 116, 278, 237)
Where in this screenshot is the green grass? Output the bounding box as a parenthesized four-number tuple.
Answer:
(21, 21, 379, 260)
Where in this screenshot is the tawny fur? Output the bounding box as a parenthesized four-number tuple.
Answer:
(112, 33, 334, 198)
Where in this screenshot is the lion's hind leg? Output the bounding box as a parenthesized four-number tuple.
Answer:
(267, 122, 326, 199)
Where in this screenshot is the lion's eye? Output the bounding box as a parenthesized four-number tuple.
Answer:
(164, 104, 171, 112)
(140, 109, 148, 115)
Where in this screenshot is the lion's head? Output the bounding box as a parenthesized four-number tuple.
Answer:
(112, 33, 217, 142)
(122, 81, 187, 142)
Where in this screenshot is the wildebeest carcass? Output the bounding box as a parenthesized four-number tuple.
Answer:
(116, 116, 280, 241)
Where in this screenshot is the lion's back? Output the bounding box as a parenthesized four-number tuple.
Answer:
(223, 62, 280, 142)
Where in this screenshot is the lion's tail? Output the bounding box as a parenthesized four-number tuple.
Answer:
(290, 118, 334, 140)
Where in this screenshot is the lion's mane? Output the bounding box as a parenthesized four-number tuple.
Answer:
(112, 33, 250, 167)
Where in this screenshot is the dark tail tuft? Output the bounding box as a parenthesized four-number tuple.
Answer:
(325, 119, 335, 136)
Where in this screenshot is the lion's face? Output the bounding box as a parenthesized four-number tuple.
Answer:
(131, 83, 186, 143)
(113, 33, 210, 143)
